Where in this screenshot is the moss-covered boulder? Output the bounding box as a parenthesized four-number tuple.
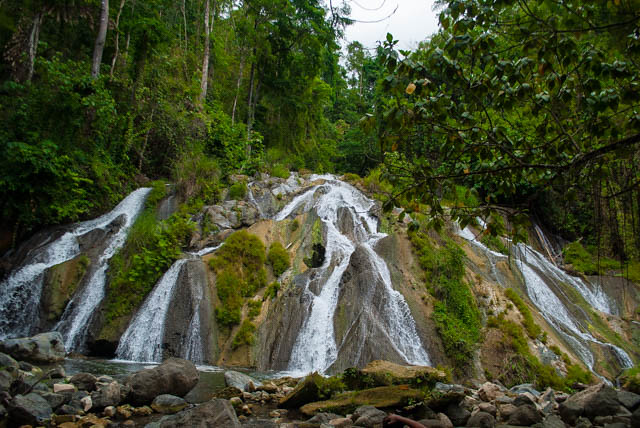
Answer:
(299, 385, 423, 416)
(41, 255, 89, 321)
(279, 373, 324, 409)
(358, 360, 448, 388)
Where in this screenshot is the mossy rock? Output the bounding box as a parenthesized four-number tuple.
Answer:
(42, 255, 90, 321)
(300, 385, 423, 416)
(621, 368, 640, 394)
(279, 373, 324, 408)
(359, 360, 448, 388)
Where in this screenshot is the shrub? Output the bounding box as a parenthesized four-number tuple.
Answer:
(228, 181, 247, 200)
(504, 288, 542, 339)
(268, 242, 290, 277)
(232, 320, 256, 349)
(265, 281, 280, 300)
(271, 163, 290, 179)
(248, 299, 262, 319)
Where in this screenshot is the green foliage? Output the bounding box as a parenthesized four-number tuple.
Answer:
(265, 281, 280, 300)
(247, 299, 262, 319)
(268, 242, 290, 277)
(270, 164, 290, 179)
(228, 181, 247, 200)
(315, 375, 346, 400)
(146, 180, 169, 210)
(563, 241, 623, 276)
(209, 231, 267, 326)
(504, 289, 543, 340)
(232, 320, 256, 349)
(409, 229, 481, 370)
(172, 150, 222, 205)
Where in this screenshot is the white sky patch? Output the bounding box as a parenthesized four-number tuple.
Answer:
(343, 0, 441, 51)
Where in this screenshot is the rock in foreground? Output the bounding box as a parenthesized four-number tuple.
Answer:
(0, 331, 65, 363)
(125, 358, 199, 405)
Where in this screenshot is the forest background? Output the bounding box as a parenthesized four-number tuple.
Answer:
(1, 0, 640, 279)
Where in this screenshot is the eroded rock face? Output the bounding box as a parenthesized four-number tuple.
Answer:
(125, 358, 199, 405)
(0, 331, 65, 363)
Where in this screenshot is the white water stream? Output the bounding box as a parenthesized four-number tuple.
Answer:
(0, 188, 151, 348)
(276, 175, 430, 374)
(458, 222, 633, 372)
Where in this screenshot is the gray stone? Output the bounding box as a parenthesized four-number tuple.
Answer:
(467, 411, 495, 427)
(478, 383, 504, 402)
(506, 404, 542, 426)
(90, 380, 121, 408)
(241, 419, 279, 427)
(9, 392, 53, 425)
(509, 384, 540, 397)
(537, 414, 565, 428)
(478, 403, 497, 417)
(513, 392, 536, 407)
(37, 391, 66, 409)
(446, 402, 471, 426)
(0, 352, 19, 372)
(155, 398, 241, 427)
(151, 394, 188, 414)
(125, 357, 199, 405)
(224, 370, 262, 392)
(632, 407, 640, 427)
(617, 390, 640, 411)
(307, 413, 345, 424)
(574, 416, 592, 428)
(352, 405, 386, 427)
(559, 399, 583, 425)
(0, 369, 14, 392)
(0, 331, 65, 363)
(70, 372, 98, 391)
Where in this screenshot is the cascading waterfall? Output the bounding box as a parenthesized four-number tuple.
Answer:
(458, 222, 633, 371)
(0, 188, 151, 344)
(276, 175, 430, 374)
(116, 259, 188, 362)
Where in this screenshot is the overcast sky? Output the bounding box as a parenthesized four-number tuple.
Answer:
(343, 0, 441, 51)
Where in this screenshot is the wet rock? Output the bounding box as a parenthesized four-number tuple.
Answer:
(225, 370, 262, 392)
(49, 364, 66, 378)
(70, 372, 97, 392)
(151, 394, 188, 414)
(125, 357, 199, 405)
(116, 404, 133, 419)
(300, 385, 423, 416)
(38, 391, 66, 409)
(466, 411, 495, 427)
(90, 380, 121, 408)
(57, 402, 82, 415)
(279, 373, 324, 408)
(154, 398, 241, 427)
(445, 402, 471, 426)
(8, 392, 53, 425)
(477, 382, 504, 402)
(329, 417, 354, 427)
(352, 405, 386, 427)
(617, 390, 640, 411)
(133, 405, 153, 416)
(506, 404, 542, 426)
(214, 386, 243, 399)
(307, 412, 345, 424)
(0, 331, 65, 363)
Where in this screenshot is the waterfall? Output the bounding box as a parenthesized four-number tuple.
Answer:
(276, 175, 430, 374)
(458, 222, 633, 372)
(116, 259, 187, 362)
(0, 188, 151, 343)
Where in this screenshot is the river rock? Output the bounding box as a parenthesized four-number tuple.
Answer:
(466, 411, 495, 428)
(38, 391, 66, 409)
(509, 383, 540, 397)
(0, 331, 65, 363)
(446, 402, 471, 426)
(617, 390, 640, 410)
(154, 398, 241, 427)
(506, 404, 542, 426)
(279, 373, 323, 408)
(54, 383, 76, 393)
(90, 380, 121, 408)
(152, 394, 188, 414)
(70, 372, 98, 391)
(0, 352, 19, 372)
(224, 370, 262, 392)
(0, 369, 15, 392)
(307, 412, 346, 424)
(477, 382, 504, 402)
(559, 382, 619, 422)
(9, 392, 53, 425)
(125, 357, 199, 405)
(352, 405, 387, 427)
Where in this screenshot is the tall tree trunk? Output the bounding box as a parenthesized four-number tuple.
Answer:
(91, 0, 109, 79)
(199, 0, 211, 105)
(26, 12, 43, 82)
(231, 55, 246, 126)
(110, 0, 127, 77)
(246, 60, 256, 137)
(181, 0, 188, 51)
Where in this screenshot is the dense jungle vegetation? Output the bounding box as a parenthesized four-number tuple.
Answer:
(1, 0, 639, 277)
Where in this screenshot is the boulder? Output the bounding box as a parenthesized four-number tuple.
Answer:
(70, 372, 98, 392)
(358, 360, 448, 387)
(632, 406, 640, 427)
(0, 331, 65, 363)
(152, 394, 188, 414)
(352, 405, 387, 427)
(279, 372, 324, 408)
(0, 369, 15, 393)
(306, 412, 345, 424)
(506, 404, 542, 426)
(558, 399, 583, 425)
(90, 381, 121, 408)
(300, 385, 423, 416)
(512, 393, 536, 407)
(560, 383, 619, 422)
(125, 358, 199, 405)
(155, 398, 241, 427)
(445, 402, 471, 426)
(8, 392, 53, 425)
(509, 384, 540, 397)
(617, 390, 640, 411)
(224, 370, 262, 392)
(466, 411, 495, 427)
(426, 383, 468, 410)
(538, 414, 565, 428)
(477, 382, 504, 402)
(54, 383, 76, 393)
(38, 391, 66, 409)
(0, 352, 19, 372)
